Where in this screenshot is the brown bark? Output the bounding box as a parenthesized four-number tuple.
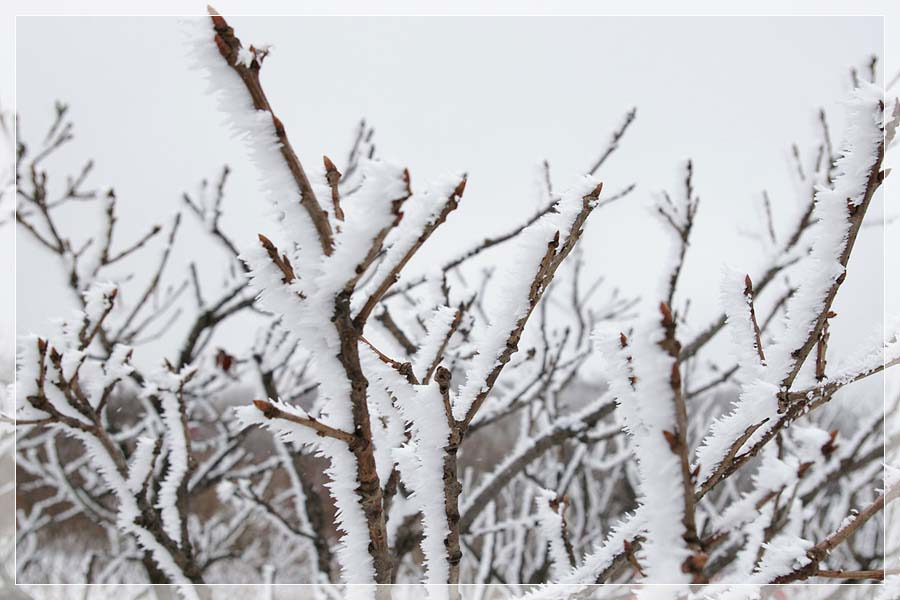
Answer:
(436, 367, 463, 592)
(443, 430, 464, 596)
(333, 292, 392, 584)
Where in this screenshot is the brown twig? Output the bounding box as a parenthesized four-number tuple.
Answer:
(208, 8, 334, 255)
(251, 399, 356, 445)
(658, 302, 705, 582)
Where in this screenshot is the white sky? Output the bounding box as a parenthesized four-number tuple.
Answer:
(4, 8, 894, 395)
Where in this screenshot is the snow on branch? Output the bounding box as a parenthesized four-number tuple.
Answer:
(452, 177, 603, 425)
(191, 8, 334, 258)
(594, 311, 698, 588)
(353, 177, 467, 325)
(767, 82, 885, 386)
(148, 367, 199, 549)
(412, 305, 462, 384)
(695, 83, 886, 494)
(535, 489, 576, 579)
(720, 269, 768, 384)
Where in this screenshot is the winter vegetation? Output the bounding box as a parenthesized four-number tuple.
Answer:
(4, 11, 899, 600)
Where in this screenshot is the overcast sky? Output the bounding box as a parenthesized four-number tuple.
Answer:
(8, 15, 890, 401)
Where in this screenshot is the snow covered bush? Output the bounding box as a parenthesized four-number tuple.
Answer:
(8, 11, 898, 600)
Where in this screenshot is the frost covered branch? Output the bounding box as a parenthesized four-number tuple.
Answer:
(207, 6, 334, 255)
